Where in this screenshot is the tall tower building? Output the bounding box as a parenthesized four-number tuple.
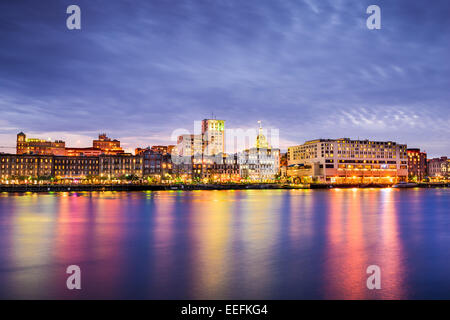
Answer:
(16, 132, 26, 154)
(201, 119, 225, 156)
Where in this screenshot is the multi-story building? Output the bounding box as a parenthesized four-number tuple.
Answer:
(93, 134, 124, 155)
(239, 148, 280, 181)
(0, 153, 53, 180)
(238, 124, 280, 181)
(428, 157, 449, 180)
(407, 148, 427, 181)
(175, 134, 203, 159)
(16, 132, 129, 157)
(16, 132, 66, 156)
(192, 153, 240, 182)
(173, 161, 194, 181)
(174, 119, 225, 165)
(99, 154, 143, 178)
(53, 156, 100, 178)
(287, 138, 408, 183)
(201, 119, 225, 156)
(140, 149, 173, 180)
(1, 153, 144, 181)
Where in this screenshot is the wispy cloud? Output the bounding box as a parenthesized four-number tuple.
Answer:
(0, 0, 449, 157)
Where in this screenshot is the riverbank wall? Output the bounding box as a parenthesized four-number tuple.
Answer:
(0, 182, 448, 193)
(0, 183, 304, 193)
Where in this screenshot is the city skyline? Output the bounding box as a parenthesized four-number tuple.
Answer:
(1, 1, 450, 304)
(0, 0, 449, 157)
(4, 124, 444, 158)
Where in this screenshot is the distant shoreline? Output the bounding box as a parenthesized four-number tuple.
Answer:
(0, 183, 448, 193)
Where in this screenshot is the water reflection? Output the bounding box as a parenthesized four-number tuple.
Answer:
(8, 194, 56, 299)
(377, 189, 405, 299)
(0, 189, 449, 299)
(323, 189, 406, 299)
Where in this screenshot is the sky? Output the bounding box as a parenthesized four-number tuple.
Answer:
(0, 0, 449, 156)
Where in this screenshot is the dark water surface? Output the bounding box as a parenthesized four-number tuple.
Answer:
(0, 189, 449, 299)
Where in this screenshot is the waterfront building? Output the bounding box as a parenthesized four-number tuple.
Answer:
(16, 132, 66, 156)
(1, 153, 143, 181)
(140, 149, 173, 181)
(173, 160, 194, 182)
(239, 148, 280, 181)
(99, 154, 143, 178)
(428, 157, 449, 180)
(407, 148, 427, 181)
(93, 134, 124, 155)
(238, 123, 280, 181)
(0, 153, 53, 180)
(53, 156, 100, 178)
(192, 153, 240, 182)
(287, 138, 408, 183)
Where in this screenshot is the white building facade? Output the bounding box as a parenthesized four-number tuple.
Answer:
(238, 122, 280, 181)
(287, 138, 408, 183)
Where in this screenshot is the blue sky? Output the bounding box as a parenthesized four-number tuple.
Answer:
(0, 0, 449, 156)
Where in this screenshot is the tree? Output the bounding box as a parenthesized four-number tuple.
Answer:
(147, 176, 156, 184)
(126, 174, 139, 182)
(37, 175, 52, 183)
(162, 173, 172, 183)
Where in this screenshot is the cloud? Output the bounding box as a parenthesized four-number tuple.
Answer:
(0, 0, 449, 157)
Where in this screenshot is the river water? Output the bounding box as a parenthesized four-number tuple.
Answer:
(0, 188, 449, 299)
